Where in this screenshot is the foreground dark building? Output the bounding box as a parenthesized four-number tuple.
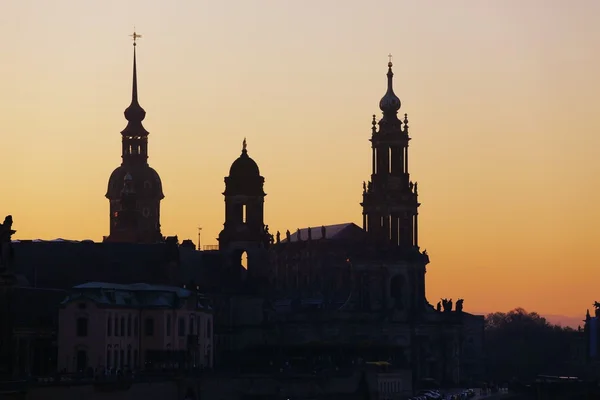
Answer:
(4, 42, 484, 392)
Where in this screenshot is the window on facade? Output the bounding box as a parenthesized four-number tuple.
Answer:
(134, 349, 139, 367)
(127, 349, 131, 366)
(189, 316, 195, 335)
(178, 317, 185, 337)
(242, 204, 247, 223)
(76, 317, 88, 337)
(120, 349, 124, 366)
(166, 314, 172, 336)
(120, 317, 125, 336)
(114, 316, 119, 336)
(106, 349, 112, 368)
(134, 317, 139, 336)
(127, 315, 132, 336)
(144, 318, 154, 336)
(107, 315, 112, 336)
(114, 349, 118, 367)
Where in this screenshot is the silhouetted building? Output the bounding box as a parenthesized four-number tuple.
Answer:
(10, 287, 66, 378)
(5, 50, 484, 392)
(258, 60, 484, 389)
(104, 42, 164, 244)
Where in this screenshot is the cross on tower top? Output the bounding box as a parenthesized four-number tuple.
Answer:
(130, 29, 142, 46)
(388, 53, 393, 67)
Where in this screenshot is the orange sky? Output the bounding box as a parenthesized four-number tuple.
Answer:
(1, 0, 599, 317)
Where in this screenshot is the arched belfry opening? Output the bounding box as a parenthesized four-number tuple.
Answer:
(241, 251, 248, 270)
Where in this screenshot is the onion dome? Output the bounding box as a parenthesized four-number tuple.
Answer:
(379, 61, 401, 115)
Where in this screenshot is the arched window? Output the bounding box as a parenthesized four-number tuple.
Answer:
(241, 251, 248, 270)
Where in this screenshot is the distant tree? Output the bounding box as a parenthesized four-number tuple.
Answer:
(484, 308, 577, 381)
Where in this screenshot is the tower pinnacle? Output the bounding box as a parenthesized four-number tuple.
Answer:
(379, 56, 401, 117)
(106, 30, 164, 244)
(122, 30, 147, 134)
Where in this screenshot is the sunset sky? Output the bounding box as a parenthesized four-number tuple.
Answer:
(1, 0, 599, 318)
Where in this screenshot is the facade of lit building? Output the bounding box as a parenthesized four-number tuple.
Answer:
(57, 282, 213, 374)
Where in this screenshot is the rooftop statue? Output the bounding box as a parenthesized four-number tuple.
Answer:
(456, 299, 464, 312)
(0, 215, 16, 271)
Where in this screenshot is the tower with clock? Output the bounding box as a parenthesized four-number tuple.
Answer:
(104, 32, 164, 244)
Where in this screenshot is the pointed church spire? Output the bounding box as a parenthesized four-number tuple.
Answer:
(122, 30, 148, 135)
(378, 54, 401, 119)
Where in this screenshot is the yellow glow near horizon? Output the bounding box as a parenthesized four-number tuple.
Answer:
(1, 0, 599, 317)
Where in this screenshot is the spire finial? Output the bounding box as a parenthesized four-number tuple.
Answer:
(378, 55, 401, 116)
(130, 28, 142, 47)
(122, 29, 147, 129)
(242, 137, 247, 152)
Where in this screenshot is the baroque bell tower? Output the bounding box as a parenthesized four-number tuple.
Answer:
(218, 139, 271, 278)
(361, 57, 420, 249)
(104, 31, 164, 244)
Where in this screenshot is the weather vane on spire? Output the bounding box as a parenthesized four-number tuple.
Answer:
(388, 53, 393, 66)
(130, 28, 142, 46)
(242, 137, 247, 152)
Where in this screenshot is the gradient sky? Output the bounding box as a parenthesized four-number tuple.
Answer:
(1, 0, 599, 317)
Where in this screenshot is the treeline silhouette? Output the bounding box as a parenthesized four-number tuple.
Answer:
(485, 308, 583, 381)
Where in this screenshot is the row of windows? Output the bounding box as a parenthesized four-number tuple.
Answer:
(379, 380, 402, 395)
(106, 347, 139, 369)
(107, 315, 138, 337)
(76, 314, 212, 339)
(165, 314, 211, 338)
